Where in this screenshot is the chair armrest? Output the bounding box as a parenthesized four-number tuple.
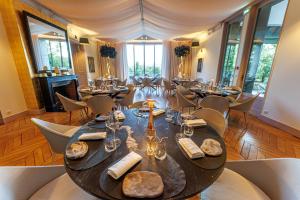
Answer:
(0, 165, 65, 200)
(226, 158, 300, 200)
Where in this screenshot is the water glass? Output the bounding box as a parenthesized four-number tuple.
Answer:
(184, 125, 194, 137)
(165, 106, 173, 122)
(155, 137, 167, 160)
(104, 137, 116, 152)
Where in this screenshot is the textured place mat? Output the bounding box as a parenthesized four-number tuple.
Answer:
(176, 130, 226, 170)
(65, 126, 112, 171)
(99, 154, 186, 200)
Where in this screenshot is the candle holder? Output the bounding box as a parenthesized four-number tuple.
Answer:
(145, 99, 157, 156)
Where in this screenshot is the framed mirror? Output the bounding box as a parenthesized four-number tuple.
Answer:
(23, 11, 72, 73)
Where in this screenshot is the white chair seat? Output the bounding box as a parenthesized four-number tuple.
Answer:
(64, 126, 81, 137)
(202, 168, 270, 200)
(29, 173, 100, 200)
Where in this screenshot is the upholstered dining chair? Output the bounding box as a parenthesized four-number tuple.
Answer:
(56, 93, 87, 124)
(153, 77, 163, 91)
(132, 76, 142, 87)
(193, 108, 227, 137)
(0, 165, 98, 200)
(229, 93, 259, 128)
(31, 118, 80, 162)
(200, 95, 230, 117)
(141, 77, 154, 91)
(177, 85, 197, 101)
(95, 79, 103, 88)
(176, 87, 197, 113)
(202, 158, 300, 200)
(86, 95, 115, 118)
(117, 88, 136, 109)
(163, 79, 176, 95)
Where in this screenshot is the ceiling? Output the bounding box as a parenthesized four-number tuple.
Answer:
(34, 0, 252, 40)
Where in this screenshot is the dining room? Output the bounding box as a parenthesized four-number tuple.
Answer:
(1, 0, 300, 199)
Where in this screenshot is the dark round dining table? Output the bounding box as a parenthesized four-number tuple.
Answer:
(64, 109, 226, 200)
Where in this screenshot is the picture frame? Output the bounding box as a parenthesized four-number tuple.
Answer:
(88, 57, 95, 73)
(197, 58, 203, 73)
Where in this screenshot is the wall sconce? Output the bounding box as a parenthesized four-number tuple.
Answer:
(79, 37, 89, 45)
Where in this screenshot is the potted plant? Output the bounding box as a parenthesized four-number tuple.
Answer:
(174, 45, 191, 78)
(100, 45, 117, 78)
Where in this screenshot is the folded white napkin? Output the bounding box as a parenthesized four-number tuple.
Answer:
(107, 151, 142, 179)
(78, 132, 107, 140)
(184, 119, 207, 127)
(153, 109, 165, 116)
(178, 138, 205, 159)
(114, 110, 126, 120)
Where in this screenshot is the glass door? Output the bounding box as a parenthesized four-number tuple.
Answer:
(243, 0, 288, 96)
(220, 15, 244, 86)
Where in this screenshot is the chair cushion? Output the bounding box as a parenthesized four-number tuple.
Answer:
(64, 126, 81, 137)
(185, 94, 197, 100)
(202, 168, 270, 200)
(30, 173, 100, 200)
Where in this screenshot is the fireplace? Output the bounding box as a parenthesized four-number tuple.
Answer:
(38, 75, 79, 112)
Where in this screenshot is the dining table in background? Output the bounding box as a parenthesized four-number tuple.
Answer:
(64, 109, 227, 200)
(79, 87, 129, 98)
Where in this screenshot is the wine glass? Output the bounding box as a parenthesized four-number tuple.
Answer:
(175, 112, 185, 140)
(105, 113, 121, 148)
(165, 104, 173, 122)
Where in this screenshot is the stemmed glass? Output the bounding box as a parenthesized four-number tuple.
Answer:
(165, 103, 173, 122)
(175, 112, 186, 140)
(105, 113, 122, 150)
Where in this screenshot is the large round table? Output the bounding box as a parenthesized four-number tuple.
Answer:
(64, 109, 226, 200)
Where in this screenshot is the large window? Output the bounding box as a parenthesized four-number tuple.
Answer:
(243, 0, 288, 96)
(220, 15, 245, 86)
(127, 43, 162, 77)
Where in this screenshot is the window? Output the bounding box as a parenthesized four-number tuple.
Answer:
(220, 15, 245, 86)
(127, 43, 163, 77)
(243, 0, 288, 96)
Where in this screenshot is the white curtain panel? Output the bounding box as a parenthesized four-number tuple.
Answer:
(35, 0, 251, 40)
(161, 40, 171, 80)
(115, 42, 128, 80)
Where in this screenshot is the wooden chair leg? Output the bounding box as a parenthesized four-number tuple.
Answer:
(69, 111, 72, 124)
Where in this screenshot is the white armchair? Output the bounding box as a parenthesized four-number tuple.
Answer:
(0, 166, 65, 200)
(0, 166, 99, 200)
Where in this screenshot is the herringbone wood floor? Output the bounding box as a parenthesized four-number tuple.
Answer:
(1, 88, 300, 166)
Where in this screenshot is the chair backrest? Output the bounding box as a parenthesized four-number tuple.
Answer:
(232, 94, 259, 113)
(126, 84, 135, 91)
(163, 79, 172, 90)
(120, 89, 136, 107)
(193, 108, 227, 137)
(176, 87, 196, 109)
(56, 93, 82, 112)
(142, 77, 152, 86)
(200, 95, 229, 116)
(132, 76, 141, 85)
(31, 118, 75, 153)
(177, 85, 191, 96)
(226, 158, 300, 200)
(153, 77, 162, 85)
(86, 95, 115, 115)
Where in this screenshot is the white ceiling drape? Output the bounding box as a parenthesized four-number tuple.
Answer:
(34, 0, 251, 40)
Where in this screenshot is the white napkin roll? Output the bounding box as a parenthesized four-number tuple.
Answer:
(78, 132, 107, 140)
(114, 110, 126, 120)
(153, 109, 165, 116)
(108, 151, 142, 179)
(178, 138, 205, 159)
(184, 119, 207, 127)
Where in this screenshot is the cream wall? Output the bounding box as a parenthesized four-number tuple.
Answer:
(0, 14, 27, 118)
(262, 0, 300, 131)
(84, 40, 100, 80)
(193, 25, 223, 82)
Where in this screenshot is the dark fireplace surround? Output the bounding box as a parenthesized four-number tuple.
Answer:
(38, 75, 79, 112)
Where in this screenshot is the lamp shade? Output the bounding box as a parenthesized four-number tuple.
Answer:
(191, 41, 200, 47)
(79, 37, 89, 45)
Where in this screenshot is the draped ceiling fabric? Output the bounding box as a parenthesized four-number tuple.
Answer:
(34, 0, 251, 40)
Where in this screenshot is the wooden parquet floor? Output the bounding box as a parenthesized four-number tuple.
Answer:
(1, 88, 300, 166)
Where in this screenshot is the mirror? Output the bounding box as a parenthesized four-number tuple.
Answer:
(23, 11, 72, 73)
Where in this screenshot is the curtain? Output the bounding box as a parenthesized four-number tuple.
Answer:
(161, 40, 171, 80)
(169, 41, 192, 79)
(115, 42, 128, 81)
